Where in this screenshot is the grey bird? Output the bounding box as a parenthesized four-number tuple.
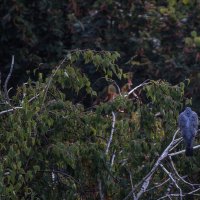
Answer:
(178, 107, 198, 156)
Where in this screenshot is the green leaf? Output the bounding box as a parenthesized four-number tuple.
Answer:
(191, 31, 197, 38)
(182, 0, 190, 5)
(33, 165, 40, 173)
(184, 37, 193, 46)
(194, 37, 200, 47)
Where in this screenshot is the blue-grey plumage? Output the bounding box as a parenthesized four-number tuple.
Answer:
(178, 107, 198, 156)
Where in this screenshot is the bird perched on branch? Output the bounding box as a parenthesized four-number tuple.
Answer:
(178, 107, 198, 156)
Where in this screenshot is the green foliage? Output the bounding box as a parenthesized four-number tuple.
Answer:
(1, 50, 198, 200)
(1, 0, 200, 198)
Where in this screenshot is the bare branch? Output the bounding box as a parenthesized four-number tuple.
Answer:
(0, 107, 23, 115)
(146, 178, 170, 192)
(124, 79, 150, 97)
(41, 56, 67, 107)
(169, 156, 200, 187)
(158, 190, 200, 200)
(123, 129, 180, 200)
(123, 127, 200, 200)
(160, 164, 183, 200)
(136, 174, 152, 199)
(98, 178, 104, 200)
(129, 172, 137, 200)
(188, 187, 200, 195)
(28, 93, 40, 103)
(4, 55, 14, 104)
(0, 57, 69, 116)
(110, 150, 116, 167)
(169, 138, 183, 152)
(169, 144, 200, 157)
(105, 111, 116, 155)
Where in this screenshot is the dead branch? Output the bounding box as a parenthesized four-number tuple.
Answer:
(124, 79, 150, 97)
(0, 106, 23, 115)
(129, 172, 137, 200)
(169, 144, 200, 157)
(146, 178, 170, 192)
(110, 150, 116, 167)
(169, 156, 200, 187)
(4, 55, 14, 104)
(41, 56, 67, 107)
(160, 164, 183, 200)
(98, 178, 104, 200)
(105, 111, 116, 155)
(123, 128, 200, 200)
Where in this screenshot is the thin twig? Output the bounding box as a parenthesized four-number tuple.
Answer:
(167, 195, 173, 200)
(158, 189, 200, 200)
(124, 79, 150, 97)
(165, 182, 174, 197)
(41, 56, 67, 107)
(146, 178, 170, 192)
(28, 93, 40, 103)
(4, 55, 14, 104)
(188, 187, 200, 195)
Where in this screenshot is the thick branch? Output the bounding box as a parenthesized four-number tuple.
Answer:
(0, 107, 23, 115)
(169, 144, 200, 156)
(105, 111, 116, 155)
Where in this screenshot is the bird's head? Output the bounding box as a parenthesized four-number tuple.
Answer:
(185, 107, 192, 116)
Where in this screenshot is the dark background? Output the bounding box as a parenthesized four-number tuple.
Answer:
(1, 0, 200, 111)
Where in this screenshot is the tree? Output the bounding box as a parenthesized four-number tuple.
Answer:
(1, 50, 200, 199)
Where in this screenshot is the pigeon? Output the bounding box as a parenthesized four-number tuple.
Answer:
(178, 107, 198, 156)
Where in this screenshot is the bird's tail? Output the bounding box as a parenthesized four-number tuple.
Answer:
(185, 146, 193, 157)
